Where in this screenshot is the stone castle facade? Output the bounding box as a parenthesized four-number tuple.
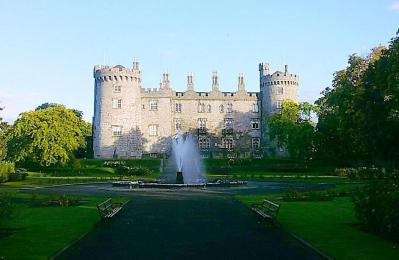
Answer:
(92, 60, 298, 159)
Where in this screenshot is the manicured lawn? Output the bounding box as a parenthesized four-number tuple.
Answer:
(0, 194, 128, 259)
(237, 195, 399, 260)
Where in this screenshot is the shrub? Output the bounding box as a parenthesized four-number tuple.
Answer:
(0, 192, 14, 222)
(335, 167, 384, 179)
(0, 161, 16, 182)
(114, 166, 152, 176)
(103, 161, 125, 168)
(283, 190, 335, 202)
(353, 175, 399, 242)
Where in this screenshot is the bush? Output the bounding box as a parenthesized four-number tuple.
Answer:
(353, 176, 399, 242)
(114, 166, 152, 176)
(283, 190, 337, 201)
(0, 192, 15, 222)
(103, 161, 125, 168)
(334, 167, 384, 179)
(0, 161, 16, 182)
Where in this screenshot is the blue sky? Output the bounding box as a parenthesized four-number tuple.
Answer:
(0, 0, 398, 122)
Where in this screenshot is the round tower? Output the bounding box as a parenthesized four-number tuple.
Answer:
(93, 60, 142, 158)
(259, 63, 299, 155)
(259, 63, 299, 115)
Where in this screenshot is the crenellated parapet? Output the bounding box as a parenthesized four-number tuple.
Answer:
(93, 63, 141, 83)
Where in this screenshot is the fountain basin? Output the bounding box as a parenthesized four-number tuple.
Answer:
(112, 179, 247, 189)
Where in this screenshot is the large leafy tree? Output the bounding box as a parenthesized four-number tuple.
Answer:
(316, 31, 399, 166)
(7, 105, 90, 166)
(267, 100, 315, 159)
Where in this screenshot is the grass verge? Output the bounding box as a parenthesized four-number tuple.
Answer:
(0, 193, 128, 260)
(237, 195, 399, 260)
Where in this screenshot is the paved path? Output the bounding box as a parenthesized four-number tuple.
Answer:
(52, 184, 323, 260)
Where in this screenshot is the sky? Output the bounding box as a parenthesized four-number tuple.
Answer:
(0, 0, 398, 122)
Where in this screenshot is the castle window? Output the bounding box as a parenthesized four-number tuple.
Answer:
(113, 85, 121, 93)
(252, 137, 260, 149)
(224, 118, 233, 129)
(276, 100, 282, 109)
(252, 103, 259, 113)
(198, 118, 207, 129)
(150, 100, 158, 111)
(175, 119, 182, 130)
(227, 103, 233, 113)
(175, 103, 182, 113)
(219, 104, 224, 113)
(251, 119, 260, 130)
(277, 87, 284, 95)
(222, 137, 234, 149)
(198, 136, 210, 149)
(207, 104, 212, 113)
(149, 125, 158, 136)
(112, 98, 122, 109)
(112, 125, 122, 137)
(198, 103, 205, 113)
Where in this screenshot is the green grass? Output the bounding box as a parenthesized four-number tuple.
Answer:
(0, 193, 128, 259)
(237, 195, 399, 259)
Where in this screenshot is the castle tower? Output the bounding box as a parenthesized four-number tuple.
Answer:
(93, 60, 143, 158)
(259, 63, 299, 153)
(259, 63, 298, 114)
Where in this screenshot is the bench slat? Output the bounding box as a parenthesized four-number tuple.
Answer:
(97, 199, 124, 219)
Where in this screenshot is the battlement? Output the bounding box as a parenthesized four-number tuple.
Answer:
(94, 64, 141, 82)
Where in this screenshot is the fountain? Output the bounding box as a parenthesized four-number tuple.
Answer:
(112, 130, 246, 189)
(170, 130, 206, 184)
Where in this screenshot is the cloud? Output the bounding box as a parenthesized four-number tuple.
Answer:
(391, 2, 399, 12)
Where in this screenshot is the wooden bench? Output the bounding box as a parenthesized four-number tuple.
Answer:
(97, 198, 124, 219)
(251, 199, 280, 222)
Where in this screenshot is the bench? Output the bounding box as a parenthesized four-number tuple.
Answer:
(251, 199, 280, 222)
(97, 198, 124, 219)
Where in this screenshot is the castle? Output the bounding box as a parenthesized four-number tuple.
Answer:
(92, 60, 298, 159)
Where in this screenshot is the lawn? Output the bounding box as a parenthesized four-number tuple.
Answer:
(0, 193, 128, 259)
(237, 195, 399, 260)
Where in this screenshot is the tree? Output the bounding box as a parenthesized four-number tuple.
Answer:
(7, 105, 89, 166)
(267, 100, 315, 159)
(315, 30, 399, 166)
(0, 106, 8, 161)
(36, 102, 84, 119)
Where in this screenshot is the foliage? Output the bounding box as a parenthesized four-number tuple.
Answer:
(0, 192, 14, 223)
(36, 102, 84, 119)
(316, 30, 399, 165)
(353, 176, 399, 242)
(334, 167, 385, 179)
(267, 100, 315, 159)
(103, 161, 125, 167)
(7, 105, 90, 166)
(30, 193, 82, 207)
(282, 189, 351, 202)
(114, 166, 152, 176)
(0, 106, 9, 161)
(0, 161, 15, 182)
